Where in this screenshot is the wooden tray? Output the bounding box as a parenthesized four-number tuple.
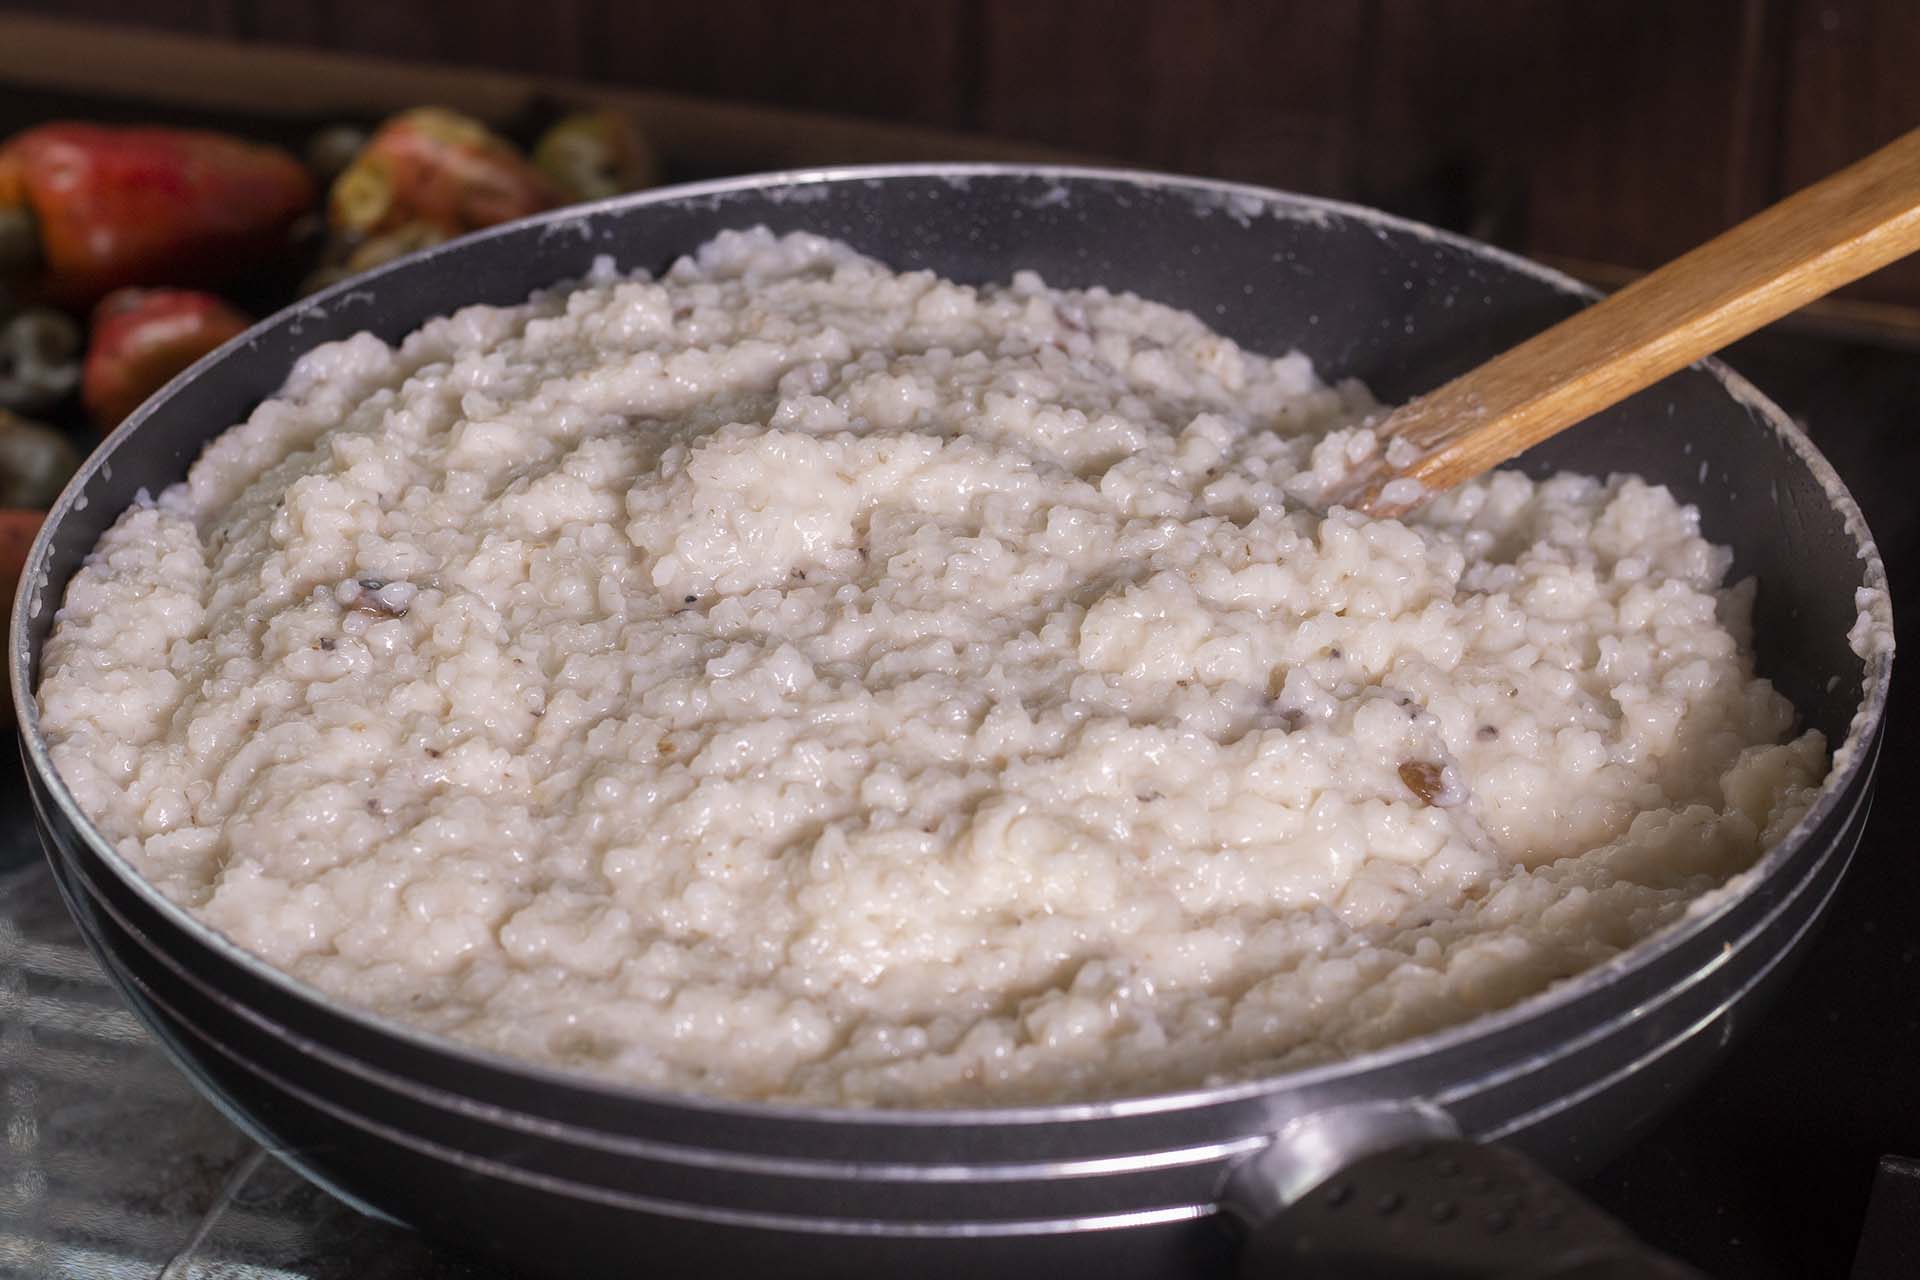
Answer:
(0, 13, 1076, 181)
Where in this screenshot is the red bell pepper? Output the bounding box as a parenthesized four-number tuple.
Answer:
(330, 107, 559, 239)
(0, 123, 314, 310)
(0, 504, 44, 724)
(82, 288, 251, 429)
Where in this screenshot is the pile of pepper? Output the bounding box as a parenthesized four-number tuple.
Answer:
(0, 104, 656, 620)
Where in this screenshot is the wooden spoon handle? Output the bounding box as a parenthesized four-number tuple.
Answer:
(1337, 126, 1920, 517)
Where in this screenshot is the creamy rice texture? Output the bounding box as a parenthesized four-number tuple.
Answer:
(38, 229, 1828, 1106)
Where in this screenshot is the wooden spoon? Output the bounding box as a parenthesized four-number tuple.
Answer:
(1327, 127, 1920, 518)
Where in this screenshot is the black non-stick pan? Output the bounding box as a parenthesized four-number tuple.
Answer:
(10, 167, 1892, 1279)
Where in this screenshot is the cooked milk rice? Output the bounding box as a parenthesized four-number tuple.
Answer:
(38, 229, 1829, 1106)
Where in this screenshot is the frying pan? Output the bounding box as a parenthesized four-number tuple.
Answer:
(9, 166, 1892, 1279)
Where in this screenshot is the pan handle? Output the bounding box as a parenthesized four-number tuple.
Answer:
(1225, 1107, 1707, 1278)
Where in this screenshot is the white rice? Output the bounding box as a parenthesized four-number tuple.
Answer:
(37, 229, 1828, 1106)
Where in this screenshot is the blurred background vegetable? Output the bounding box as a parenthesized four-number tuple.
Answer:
(301, 220, 449, 296)
(303, 123, 369, 188)
(0, 98, 664, 513)
(329, 107, 557, 240)
(0, 123, 313, 310)
(0, 308, 80, 415)
(0, 502, 45, 687)
(534, 110, 658, 203)
(82, 288, 249, 429)
(0, 408, 78, 507)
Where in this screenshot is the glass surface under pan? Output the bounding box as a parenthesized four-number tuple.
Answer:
(0, 857, 492, 1280)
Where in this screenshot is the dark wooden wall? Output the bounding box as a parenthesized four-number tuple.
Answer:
(5, 0, 1918, 304)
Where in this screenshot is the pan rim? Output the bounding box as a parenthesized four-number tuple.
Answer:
(9, 161, 1895, 1129)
